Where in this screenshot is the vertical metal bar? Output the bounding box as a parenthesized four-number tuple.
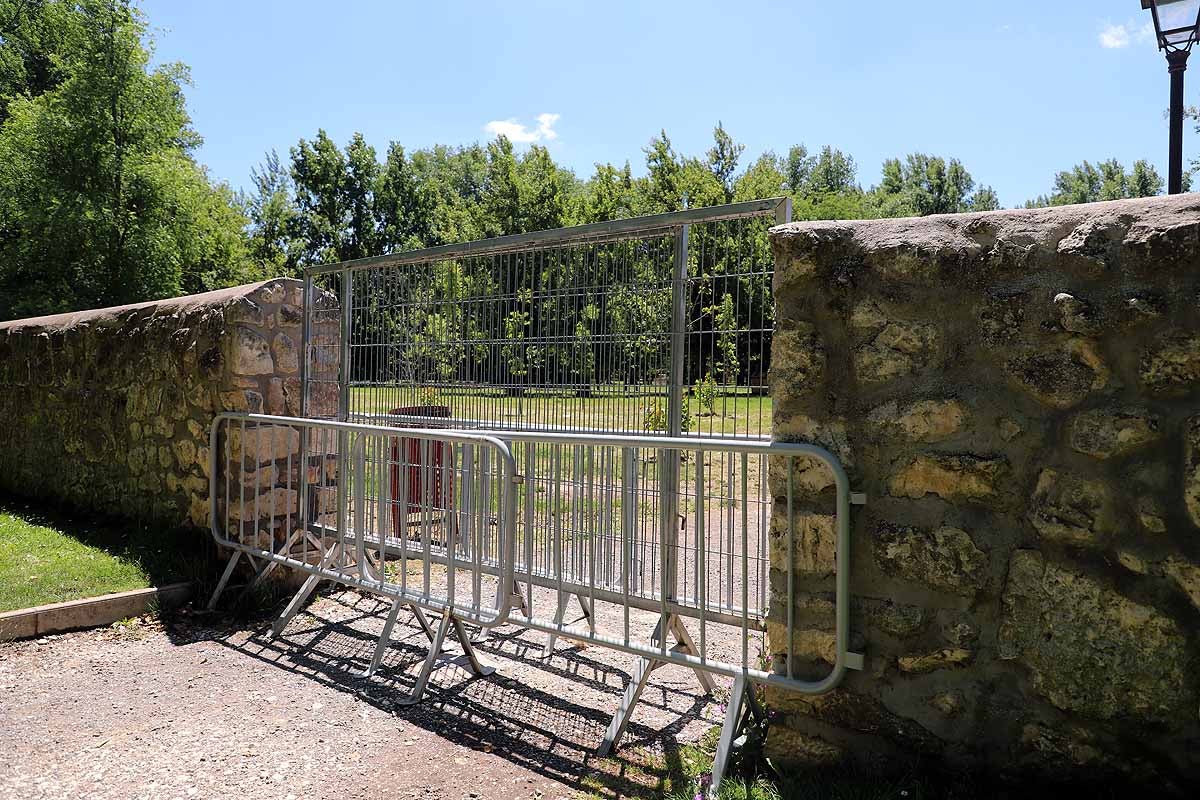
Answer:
(659, 223, 689, 610)
(301, 273, 313, 419)
(787, 458, 795, 679)
(340, 268, 353, 422)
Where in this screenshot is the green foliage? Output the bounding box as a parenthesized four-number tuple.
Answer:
(694, 372, 718, 415)
(642, 399, 693, 434)
(0, 0, 257, 320)
(868, 153, 997, 216)
(1028, 158, 1164, 207)
(2, 4, 1022, 326)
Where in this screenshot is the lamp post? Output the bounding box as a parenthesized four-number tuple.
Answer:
(1143, 0, 1200, 193)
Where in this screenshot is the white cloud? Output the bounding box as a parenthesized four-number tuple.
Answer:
(1100, 22, 1131, 49)
(483, 113, 560, 143)
(1099, 20, 1154, 49)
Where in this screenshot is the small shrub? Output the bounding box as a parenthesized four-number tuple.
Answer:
(694, 372, 718, 416)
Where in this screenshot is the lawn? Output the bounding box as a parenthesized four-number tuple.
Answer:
(348, 385, 773, 440)
(0, 496, 204, 613)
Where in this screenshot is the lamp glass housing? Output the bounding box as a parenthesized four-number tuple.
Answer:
(1147, 0, 1200, 51)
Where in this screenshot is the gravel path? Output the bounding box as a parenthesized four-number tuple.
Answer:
(0, 589, 734, 800)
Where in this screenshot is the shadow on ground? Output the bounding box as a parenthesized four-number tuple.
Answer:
(163, 588, 716, 799)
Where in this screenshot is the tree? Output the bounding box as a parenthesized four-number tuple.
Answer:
(784, 145, 815, 194)
(0, 0, 67, 125)
(1034, 159, 1164, 206)
(1129, 160, 1164, 198)
(640, 130, 683, 212)
(578, 161, 635, 223)
(706, 121, 744, 203)
(868, 153, 998, 216)
(342, 132, 380, 260)
(806, 146, 857, 196)
(482, 135, 521, 236)
(289, 129, 350, 265)
(376, 141, 433, 251)
(244, 150, 300, 274)
(518, 143, 568, 232)
(0, 0, 256, 319)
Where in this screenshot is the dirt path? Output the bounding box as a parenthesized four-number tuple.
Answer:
(0, 590, 730, 800)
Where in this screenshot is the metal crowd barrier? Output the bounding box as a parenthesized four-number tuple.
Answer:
(206, 412, 520, 701)
(206, 412, 862, 790)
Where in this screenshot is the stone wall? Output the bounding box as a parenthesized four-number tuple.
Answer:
(766, 194, 1200, 787)
(0, 278, 337, 531)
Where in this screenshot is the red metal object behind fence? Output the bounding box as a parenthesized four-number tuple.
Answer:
(389, 406, 452, 537)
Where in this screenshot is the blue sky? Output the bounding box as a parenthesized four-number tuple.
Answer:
(141, 0, 1184, 208)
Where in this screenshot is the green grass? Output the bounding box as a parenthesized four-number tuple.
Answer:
(0, 495, 206, 613)
(348, 385, 773, 439)
(577, 723, 1047, 800)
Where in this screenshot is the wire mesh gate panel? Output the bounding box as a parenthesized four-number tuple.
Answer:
(305, 197, 790, 439)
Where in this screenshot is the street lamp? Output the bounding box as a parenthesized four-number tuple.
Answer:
(1143, 0, 1200, 193)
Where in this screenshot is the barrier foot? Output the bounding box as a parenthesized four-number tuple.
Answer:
(705, 676, 744, 796)
(472, 582, 524, 644)
(449, 615, 495, 677)
(669, 614, 716, 694)
(388, 611, 496, 706)
(360, 599, 402, 678)
(598, 654, 659, 756)
(206, 551, 242, 611)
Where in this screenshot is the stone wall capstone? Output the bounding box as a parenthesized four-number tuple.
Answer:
(766, 194, 1200, 787)
(0, 278, 338, 531)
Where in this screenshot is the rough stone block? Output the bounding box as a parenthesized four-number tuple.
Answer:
(1184, 417, 1200, 529)
(1141, 331, 1200, 393)
(271, 332, 298, 374)
(230, 325, 273, 375)
(226, 487, 299, 522)
(226, 424, 300, 465)
(888, 454, 1007, 503)
(999, 550, 1190, 722)
(1068, 407, 1160, 459)
(770, 511, 836, 576)
(867, 399, 967, 443)
(1028, 469, 1114, 547)
(874, 524, 986, 597)
(1004, 339, 1109, 409)
(897, 648, 972, 674)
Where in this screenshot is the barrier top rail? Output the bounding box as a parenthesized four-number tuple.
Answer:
(304, 197, 790, 276)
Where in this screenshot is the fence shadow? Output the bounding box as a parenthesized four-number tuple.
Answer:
(164, 589, 723, 799)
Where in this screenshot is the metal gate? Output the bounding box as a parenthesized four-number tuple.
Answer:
(209, 198, 864, 792)
(304, 196, 790, 438)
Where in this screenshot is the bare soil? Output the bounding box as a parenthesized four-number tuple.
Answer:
(0, 588, 733, 800)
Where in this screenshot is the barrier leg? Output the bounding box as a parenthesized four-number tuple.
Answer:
(542, 591, 570, 658)
(206, 550, 242, 610)
(578, 595, 595, 636)
(450, 615, 495, 676)
(269, 543, 342, 639)
(669, 614, 716, 693)
(598, 613, 718, 757)
(361, 598, 402, 678)
(394, 612, 452, 706)
(243, 529, 315, 594)
(410, 604, 435, 640)
(598, 654, 660, 756)
(709, 673, 750, 795)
